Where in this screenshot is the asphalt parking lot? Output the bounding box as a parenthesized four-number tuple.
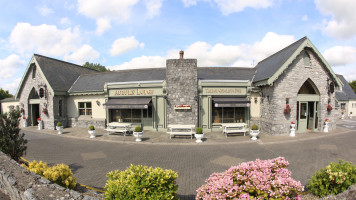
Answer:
(23, 119, 356, 199)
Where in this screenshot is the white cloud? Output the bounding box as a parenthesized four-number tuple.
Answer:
(315, 0, 356, 39)
(60, 17, 71, 26)
(0, 54, 25, 79)
(109, 56, 165, 70)
(323, 46, 356, 66)
(302, 14, 308, 21)
(3, 78, 21, 95)
(214, 0, 274, 15)
(64, 45, 100, 64)
(145, 0, 164, 18)
(36, 6, 54, 16)
(77, 0, 139, 34)
(9, 23, 100, 64)
(182, 0, 274, 15)
(9, 23, 81, 56)
(110, 36, 145, 56)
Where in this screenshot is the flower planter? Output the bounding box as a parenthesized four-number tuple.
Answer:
(56, 126, 64, 134)
(324, 122, 329, 132)
(250, 130, 259, 140)
(195, 134, 204, 143)
(341, 114, 344, 120)
(290, 124, 296, 137)
(88, 130, 96, 138)
(38, 120, 42, 130)
(133, 131, 143, 142)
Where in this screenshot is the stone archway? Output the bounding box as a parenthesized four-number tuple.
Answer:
(297, 79, 320, 132)
(28, 87, 40, 126)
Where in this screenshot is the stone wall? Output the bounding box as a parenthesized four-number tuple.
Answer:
(259, 49, 337, 135)
(68, 117, 106, 129)
(166, 58, 198, 126)
(0, 151, 101, 200)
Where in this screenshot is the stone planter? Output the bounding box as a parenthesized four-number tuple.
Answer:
(290, 124, 296, 137)
(38, 121, 42, 130)
(195, 133, 204, 143)
(56, 126, 64, 134)
(341, 114, 344, 120)
(324, 122, 329, 132)
(250, 130, 259, 140)
(133, 131, 143, 142)
(88, 130, 96, 138)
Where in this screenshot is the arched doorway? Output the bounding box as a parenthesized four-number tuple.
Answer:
(28, 88, 40, 126)
(297, 79, 320, 132)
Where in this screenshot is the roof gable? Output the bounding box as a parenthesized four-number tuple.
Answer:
(253, 37, 341, 87)
(336, 74, 356, 100)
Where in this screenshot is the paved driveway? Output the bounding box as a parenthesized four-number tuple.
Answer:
(23, 121, 356, 199)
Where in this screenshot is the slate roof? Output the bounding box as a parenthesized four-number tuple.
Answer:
(0, 97, 17, 102)
(336, 74, 356, 100)
(253, 37, 308, 83)
(69, 67, 256, 93)
(34, 54, 98, 92)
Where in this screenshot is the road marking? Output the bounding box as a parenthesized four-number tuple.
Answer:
(80, 151, 107, 161)
(344, 125, 355, 128)
(210, 155, 245, 167)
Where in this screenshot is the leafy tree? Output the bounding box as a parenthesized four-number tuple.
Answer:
(0, 88, 13, 100)
(83, 62, 110, 72)
(349, 80, 356, 93)
(0, 110, 27, 161)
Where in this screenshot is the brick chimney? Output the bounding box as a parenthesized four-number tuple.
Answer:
(179, 50, 184, 59)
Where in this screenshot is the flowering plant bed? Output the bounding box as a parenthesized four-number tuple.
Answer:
(327, 105, 332, 111)
(284, 105, 291, 114)
(174, 105, 191, 110)
(196, 157, 304, 199)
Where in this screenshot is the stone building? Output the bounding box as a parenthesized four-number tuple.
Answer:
(1, 36, 354, 135)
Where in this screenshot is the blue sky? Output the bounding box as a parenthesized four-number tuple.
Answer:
(1, 0, 356, 94)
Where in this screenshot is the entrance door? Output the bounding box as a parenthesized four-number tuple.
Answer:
(308, 102, 314, 130)
(298, 101, 308, 132)
(31, 104, 40, 126)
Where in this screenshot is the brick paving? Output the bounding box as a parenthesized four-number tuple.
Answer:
(21, 119, 356, 199)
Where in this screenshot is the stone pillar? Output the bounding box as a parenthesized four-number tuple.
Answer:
(166, 54, 198, 126)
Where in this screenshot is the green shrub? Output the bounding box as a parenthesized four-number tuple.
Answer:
(307, 160, 356, 197)
(196, 127, 203, 134)
(89, 125, 95, 130)
(104, 164, 178, 200)
(134, 126, 142, 132)
(251, 124, 259, 130)
(26, 160, 77, 189)
(0, 110, 27, 161)
(56, 122, 62, 127)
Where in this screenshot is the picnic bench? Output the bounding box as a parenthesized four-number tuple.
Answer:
(105, 122, 132, 136)
(167, 124, 195, 139)
(222, 123, 248, 137)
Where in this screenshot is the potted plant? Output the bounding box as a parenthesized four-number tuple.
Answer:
(23, 116, 27, 127)
(350, 112, 353, 119)
(250, 125, 259, 140)
(324, 119, 329, 132)
(88, 125, 96, 138)
(133, 126, 143, 142)
(284, 105, 291, 115)
(290, 122, 296, 137)
(341, 111, 344, 119)
(56, 122, 64, 134)
(195, 127, 204, 143)
(37, 118, 42, 130)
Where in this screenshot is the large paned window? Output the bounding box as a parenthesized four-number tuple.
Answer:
(212, 106, 246, 123)
(110, 106, 152, 123)
(79, 102, 92, 116)
(341, 103, 346, 109)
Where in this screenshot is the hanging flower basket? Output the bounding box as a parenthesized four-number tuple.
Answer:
(284, 105, 291, 114)
(327, 105, 332, 112)
(42, 107, 48, 114)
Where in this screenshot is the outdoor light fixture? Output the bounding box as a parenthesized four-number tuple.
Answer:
(44, 103, 47, 107)
(96, 100, 100, 106)
(286, 98, 289, 105)
(254, 97, 257, 103)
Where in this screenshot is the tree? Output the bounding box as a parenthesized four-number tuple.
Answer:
(0, 110, 27, 161)
(0, 88, 13, 100)
(83, 62, 110, 72)
(349, 80, 356, 93)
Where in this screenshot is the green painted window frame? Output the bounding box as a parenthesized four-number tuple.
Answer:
(78, 102, 92, 116)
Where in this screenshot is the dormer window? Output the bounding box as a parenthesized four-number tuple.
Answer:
(32, 65, 36, 79)
(303, 51, 311, 66)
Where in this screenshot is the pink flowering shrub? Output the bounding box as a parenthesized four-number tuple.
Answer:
(196, 157, 304, 199)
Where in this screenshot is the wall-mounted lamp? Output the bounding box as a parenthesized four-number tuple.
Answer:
(44, 103, 47, 107)
(328, 98, 331, 104)
(254, 97, 258, 103)
(21, 103, 24, 107)
(96, 100, 101, 106)
(286, 98, 289, 105)
(137, 83, 141, 87)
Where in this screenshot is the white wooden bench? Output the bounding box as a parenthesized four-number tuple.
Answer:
(222, 123, 248, 137)
(167, 124, 195, 139)
(105, 122, 132, 136)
